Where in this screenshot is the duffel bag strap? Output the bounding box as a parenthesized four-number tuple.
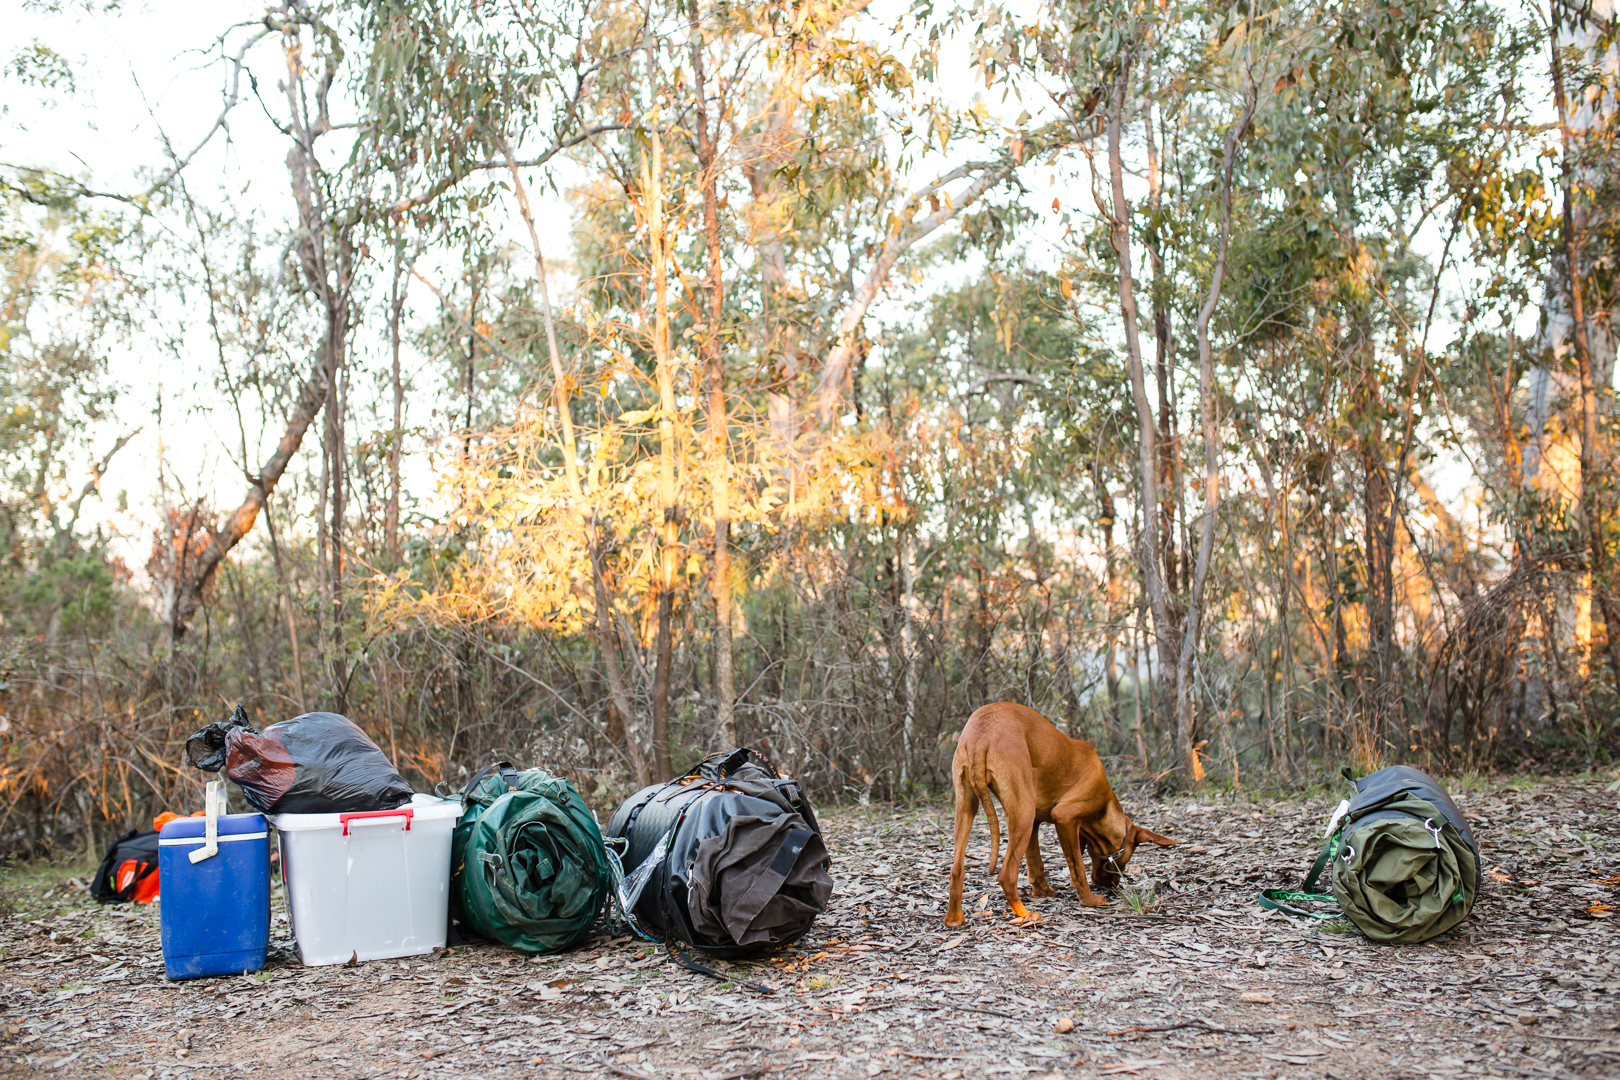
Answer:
(658, 894, 776, 995)
(1257, 825, 1343, 920)
(1302, 831, 1339, 895)
(112, 858, 158, 903)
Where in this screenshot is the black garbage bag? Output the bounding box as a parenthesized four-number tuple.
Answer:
(607, 748, 833, 958)
(186, 704, 412, 815)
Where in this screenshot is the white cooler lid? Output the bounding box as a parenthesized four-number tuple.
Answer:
(269, 792, 463, 832)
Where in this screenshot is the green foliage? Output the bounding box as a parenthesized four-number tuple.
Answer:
(5, 41, 75, 95)
(3, 554, 115, 636)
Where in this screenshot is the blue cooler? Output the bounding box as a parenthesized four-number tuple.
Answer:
(158, 798, 271, 979)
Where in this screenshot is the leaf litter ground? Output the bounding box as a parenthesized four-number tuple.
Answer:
(3, 773, 1617, 1080)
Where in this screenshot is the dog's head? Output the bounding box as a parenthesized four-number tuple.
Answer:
(1093, 822, 1181, 891)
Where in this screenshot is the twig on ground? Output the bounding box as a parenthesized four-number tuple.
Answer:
(1107, 1017, 1272, 1037)
(597, 1054, 660, 1080)
(923, 1000, 1022, 1021)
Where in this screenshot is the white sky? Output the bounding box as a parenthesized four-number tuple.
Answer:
(2, 0, 1064, 574)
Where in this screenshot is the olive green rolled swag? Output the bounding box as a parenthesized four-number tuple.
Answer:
(1331, 791, 1479, 945)
(1259, 765, 1480, 945)
(451, 767, 612, 955)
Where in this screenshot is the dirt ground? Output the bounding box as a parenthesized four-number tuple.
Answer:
(2, 771, 1617, 1080)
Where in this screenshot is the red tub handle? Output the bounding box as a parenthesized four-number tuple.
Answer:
(338, 808, 414, 836)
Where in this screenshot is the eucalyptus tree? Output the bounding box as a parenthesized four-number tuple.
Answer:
(358, 0, 658, 775)
(1526, 0, 1620, 687)
(979, 0, 1540, 778)
(0, 196, 133, 640)
(1003, 0, 1267, 782)
(1228, 0, 1538, 751)
(0, 8, 327, 654)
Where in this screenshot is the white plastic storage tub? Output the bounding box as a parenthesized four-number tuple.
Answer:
(270, 793, 463, 966)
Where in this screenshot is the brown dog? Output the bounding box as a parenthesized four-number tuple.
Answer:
(945, 702, 1179, 926)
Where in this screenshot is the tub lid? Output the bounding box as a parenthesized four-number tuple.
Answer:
(159, 812, 267, 840)
(268, 792, 462, 832)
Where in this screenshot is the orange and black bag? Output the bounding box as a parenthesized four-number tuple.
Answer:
(90, 828, 161, 904)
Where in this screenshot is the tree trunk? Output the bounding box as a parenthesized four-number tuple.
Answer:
(1524, 6, 1618, 707)
(1144, 90, 1179, 599)
(170, 357, 329, 640)
(743, 60, 800, 455)
(815, 158, 1020, 426)
(1105, 59, 1181, 753)
(1174, 85, 1258, 787)
(263, 497, 307, 713)
(504, 145, 650, 786)
(970, 561, 989, 704)
(386, 237, 409, 566)
(900, 526, 916, 783)
(1549, 14, 1620, 688)
(462, 286, 479, 465)
(325, 309, 349, 713)
(648, 128, 678, 782)
(1092, 463, 1123, 734)
(689, 7, 737, 746)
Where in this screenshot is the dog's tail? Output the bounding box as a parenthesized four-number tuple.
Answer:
(979, 777, 1001, 876)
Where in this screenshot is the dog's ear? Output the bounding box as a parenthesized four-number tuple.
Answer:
(1132, 824, 1181, 847)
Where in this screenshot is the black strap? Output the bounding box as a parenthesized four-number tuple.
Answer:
(714, 746, 781, 781)
(658, 894, 775, 995)
(114, 859, 158, 903)
(648, 796, 775, 996)
(460, 760, 520, 801)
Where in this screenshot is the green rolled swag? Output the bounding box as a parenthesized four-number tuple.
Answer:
(451, 766, 611, 955)
(1331, 790, 1479, 945)
(1258, 765, 1481, 945)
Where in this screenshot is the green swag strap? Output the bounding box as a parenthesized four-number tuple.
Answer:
(1257, 828, 1342, 919)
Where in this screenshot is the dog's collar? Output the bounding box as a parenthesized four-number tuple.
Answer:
(1099, 838, 1129, 870)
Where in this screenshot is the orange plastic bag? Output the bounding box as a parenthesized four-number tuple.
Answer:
(152, 810, 205, 832)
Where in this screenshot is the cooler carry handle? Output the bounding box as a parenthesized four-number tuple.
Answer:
(189, 780, 227, 864)
(339, 808, 414, 836)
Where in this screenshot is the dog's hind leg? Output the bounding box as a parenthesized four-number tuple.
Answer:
(976, 780, 1001, 879)
(944, 780, 977, 927)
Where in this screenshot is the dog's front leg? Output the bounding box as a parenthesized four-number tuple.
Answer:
(1025, 824, 1057, 897)
(1055, 820, 1108, 908)
(1087, 843, 1121, 895)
